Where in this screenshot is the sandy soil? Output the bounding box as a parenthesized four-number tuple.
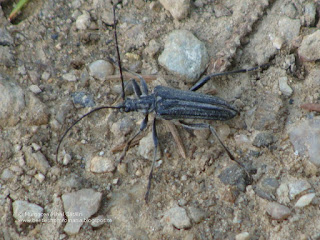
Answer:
(1, 0, 320, 239)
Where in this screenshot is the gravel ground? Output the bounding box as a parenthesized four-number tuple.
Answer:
(1, 0, 320, 239)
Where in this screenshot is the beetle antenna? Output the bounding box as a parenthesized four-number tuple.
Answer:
(56, 105, 124, 162)
(113, 4, 125, 101)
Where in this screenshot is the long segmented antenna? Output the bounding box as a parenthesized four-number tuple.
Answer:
(113, 4, 125, 101)
(56, 3, 128, 163)
(56, 105, 124, 162)
(190, 64, 270, 91)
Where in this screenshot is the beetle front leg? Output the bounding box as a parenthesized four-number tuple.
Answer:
(119, 114, 148, 163)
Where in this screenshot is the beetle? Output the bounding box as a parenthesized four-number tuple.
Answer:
(57, 4, 264, 202)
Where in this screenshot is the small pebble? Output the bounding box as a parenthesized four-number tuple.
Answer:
(41, 72, 50, 81)
(235, 232, 250, 240)
(145, 39, 160, 58)
(101, 10, 113, 25)
(278, 76, 293, 96)
(25, 94, 49, 126)
(303, 2, 316, 27)
(112, 178, 119, 185)
(178, 199, 187, 206)
(99, 151, 104, 156)
(0, 75, 26, 128)
(0, 46, 15, 67)
(194, 0, 204, 8)
(254, 178, 279, 201)
(289, 118, 320, 166)
(10, 165, 23, 175)
(91, 215, 106, 228)
(276, 183, 290, 204)
(24, 147, 50, 174)
(71, 91, 95, 107)
(262, 178, 280, 190)
(158, 30, 208, 82)
(117, 163, 127, 175)
(295, 193, 315, 208)
(234, 134, 251, 149)
(18, 156, 25, 166)
(76, 11, 91, 30)
(266, 202, 291, 220)
(62, 72, 77, 82)
(135, 169, 142, 177)
(88, 60, 114, 81)
(90, 156, 116, 173)
(252, 131, 275, 147)
(29, 70, 40, 83)
(34, 173, 45, 183)
(63, 154, 72, 165)
(218, 165, 249, 192)
(149, 1, 162, 12)
(288, 180, 312, 200)
(188, 206, 207, 223)
(0, 28, 14, 46)
(159, 0, 190, 20)
(181, 175, 187, 181)
(31, 143, 41, 151)
(29, 85, 42, 94)
(217, 124, 230, 141)
(13, 200, 44, 223)
(62, 189, 102, 235)
(298, 30, 320, 62)
(14, 144, 22, 152)
(162, 206, 191, 229)
(1, 168, 14, 181)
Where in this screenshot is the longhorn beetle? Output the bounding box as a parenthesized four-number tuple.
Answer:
(57, 4, 266, 202)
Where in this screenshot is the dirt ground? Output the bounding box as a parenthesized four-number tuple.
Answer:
(1, 0, 320, 239)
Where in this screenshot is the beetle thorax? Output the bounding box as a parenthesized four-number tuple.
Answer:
(124, 95, 155, 114)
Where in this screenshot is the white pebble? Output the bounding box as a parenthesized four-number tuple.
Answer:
(62, 72, 77, 82)
(41, 71, 50, 81)
(266, 202, 291, 220)
(236, 232, 250, 240)
(159, 0, 190, 20)
(13, 200, 43, 222)
(135, 169, 142, 177)
(278, 76, 293, 96)
(88, 60, 114, 81)
(91, 215, 106, 228)
(29, 85, 42, 94)
(63, 154, 72, 165)
(162, 206, 191, 229)
(288, 180, 312, 200)
(31, 143, 41, 151)
(34, 173, 45, 183)
(181, 175, 187, 181)
(295, 193, 315, 208)
(90, 156, 115, 173)
(76, 11, 91, 30)
(99, 151, 104, 156)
